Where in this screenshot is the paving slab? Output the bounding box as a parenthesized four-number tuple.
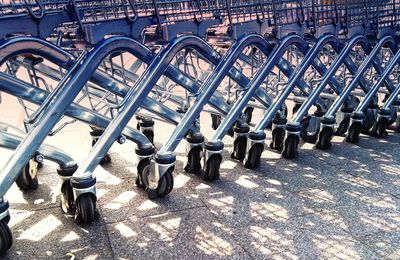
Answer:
(105, 207, 251, 259)
(4, 207, 113, 259)
(1, 96, 400, 259)
(96, 175, 205, 224)
(232, 213, 381, 260)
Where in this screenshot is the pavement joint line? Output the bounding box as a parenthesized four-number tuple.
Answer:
(303, 148, 400, 199)
(335, 224, 387, 258)
(101, 221, 117, 260)
(302, 149, 400, 206)
(302, 148, 358, 176)
(10, 204, 60, 214)
(287, 200, 389, 259)
(278, 146, 398, 258)
(101, 205, 208, 225)
(294, 179, 398, 259)
(391, 194, 400, 199)
(194, 187, 256, 260)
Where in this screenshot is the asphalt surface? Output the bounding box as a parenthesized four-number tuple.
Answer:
(1, 94, 399, 260)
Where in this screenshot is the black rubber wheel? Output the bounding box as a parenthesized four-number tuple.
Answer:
(211, 114, 221, 130)
(300, 116, 319, 143)
(0, 220, 12, 255)
(335, 114, 351, 136)
(231, 136, 247, 161)
(270, 127, 285, 151)
(396, 118, 400, 133)
(292, 103, 302, 115)
(316, 127, 333, 150)
(202, 155, 220, 181)
(139, 161, 174, 198)
(36, 161, 44, 169)
(136, 159, 150, 189)
(99, 153, 112, 165)
(281, 134, 299, 159)
(361, 109, 376, 135)
(60, 181, 75, 214)
(244, 107, 254, 124)
(184, 146, 202, 174)
(370, 118, 389, 138)
(92, 139, 112, 165)
(281, 104, 288, 118)
(142, 129, 154, 144)
(388, 106, 397, 126)
(16, 159, 38, 190)
(244, 144, 263, 169)
(146, 168, 174, 199)
(345, 122, 362, 144)
(75, 193, 96, 224)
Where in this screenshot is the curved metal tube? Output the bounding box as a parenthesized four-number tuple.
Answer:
(211, 34, 308, 141)
(0, 36, 232, 114)
(0, 72, 150, 146)
(74, 34, 259, 180)
(291, 35, 369, 123)
(356, 49, 400, 112)
(324, 35, 395, 118)
(0, 36, 75, 68)
(0, 36, 161, 197)
(0, 130, 75, 168)
(255, 34, 342, 131)
(159, 33, 297, 152)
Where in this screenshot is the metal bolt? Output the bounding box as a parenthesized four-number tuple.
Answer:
(118, 135, 126, 144)
(35, 154, 44, 163)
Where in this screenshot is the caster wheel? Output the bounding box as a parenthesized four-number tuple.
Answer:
(142, 129, 154, 144)
(300, 116, 318, 143)
(136, 159, 150, 189)
(396, 118, 400, 133)
(146, 168, 174, 199)
(345, 122, 362, 144)
(0, 220, 12, 254)
(270, 127, 285, 151)
(335, 115, 351, 136)
(388, 107, 397, 126)
(99, 153, 111, 165)
(281, 104, 288, 118)
(184, 146, 202, 174)
(244, 144, 263, 169)
(202, 155, 220, 181)
(281, 134, 299, 159)
(36, 161, 44, 169)
(75, 193, 96, 224)
(211, 114, 221, 130)
(139, 161, 174, 199)
(60, 181, 75, 214)
(92, 139, 111, 165)
(370, 118, 389, 138)
(16, 159, 38, 190)
(316, 127, 333, 150)
(244, 107, 254, 124)
(361, 109, 376, 135)
(292, 103, 302, 115)
(231, 136, 247, 161)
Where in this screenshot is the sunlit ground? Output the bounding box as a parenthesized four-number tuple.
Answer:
(0, 93, 399, 259)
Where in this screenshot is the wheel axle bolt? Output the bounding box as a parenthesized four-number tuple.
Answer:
(35, 154, 44, 163)
(117, 135, 126, 144)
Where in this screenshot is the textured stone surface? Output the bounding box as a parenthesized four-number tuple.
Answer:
(0, 92, 399, 259)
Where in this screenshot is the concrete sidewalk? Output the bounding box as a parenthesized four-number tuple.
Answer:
(1, 103, 399, 259)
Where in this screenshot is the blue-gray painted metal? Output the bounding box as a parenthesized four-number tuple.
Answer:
(324, 35, 395, 118)
(291, 35, 370, 123)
